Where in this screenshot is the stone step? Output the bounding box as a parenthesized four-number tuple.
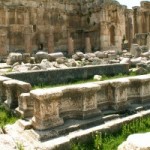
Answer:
(16, 119, 32, 131)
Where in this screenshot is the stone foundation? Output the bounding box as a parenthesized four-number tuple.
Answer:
(1, 74, 150, 140)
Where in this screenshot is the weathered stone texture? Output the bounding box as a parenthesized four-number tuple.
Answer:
(0, 0, 149, 55)
(3, 79, 31, 109)
(118, 132, 150, 150)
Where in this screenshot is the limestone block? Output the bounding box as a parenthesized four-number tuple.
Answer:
(35, 52, 49, 63)
(3, 80, 31, 109)
(96, 81, 112, 110)
(120, 58, 131, 64)
(59, 83, 101, 119)
(118, 132, 150, 150)
(6, 53, 22, 65)
(93, 75, 102, 81)
(0, 76, 11, 104)
(95, 51, 107, 58)
(56, 57, 67, 64)
(3, 80, 18, 109)
(22, 53, 31, 63)
(17, 81, 32, 96)
(141, 51, 150, 57)
(0, 134, 16, 150)
(109, 78, 130, 110)
(131, 44, 141, 58)
(40, 59, 52, 70)
(48, 52, 64, 61)
(85, 53, 96, 59)
(128, 75, 150, 104)
(16, 93, 33, 118)
(30, 88, 64, 130)
(30, 57, 35, 64)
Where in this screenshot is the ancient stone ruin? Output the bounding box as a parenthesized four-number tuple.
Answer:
(0, 0, 149, 56)
(0, 0, 150, 149)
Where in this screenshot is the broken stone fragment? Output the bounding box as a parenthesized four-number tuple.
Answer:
(35, 51, 49, 63)
(6, 53, 22, 65)
(118, 132, 150, 150)
(93, 75, 102, 81)
(48, 52, 64, 62)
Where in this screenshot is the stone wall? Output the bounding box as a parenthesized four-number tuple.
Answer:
(0, 0, 149, 55)
(29, 75, 150, 131)
(5, 63, 129, 86)
(1, 74, 150, 139)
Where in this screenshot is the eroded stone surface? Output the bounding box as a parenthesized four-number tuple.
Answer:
(118, 132, 150, 150)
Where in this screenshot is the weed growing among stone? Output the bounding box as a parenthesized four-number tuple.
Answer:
(0, 106, 19, 127)
(71, 116, 150, 150)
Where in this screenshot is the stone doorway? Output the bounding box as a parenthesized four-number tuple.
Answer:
(110, 25, 115, 45)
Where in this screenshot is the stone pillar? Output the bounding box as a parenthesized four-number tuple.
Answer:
(138, 12, 142, 33)
(24, 27, 32, 53)
(133, 13, 138, 34)
(31, 88, 64, 130)
(146, 13, 150, 32)
(0, 76, 11, 104)
(48, 31, 54, 53)
(85, 37, 92, 53)
(100, 22, 109, 50)
(0, 33, 8, 55)
(109, 78, 129, 111)
(5, 9, 9, 25)
(68, 37, 74, 56)
(24, 10, 29, 25)
(16, 93, 33, 118)
(15, 9, 17, 24)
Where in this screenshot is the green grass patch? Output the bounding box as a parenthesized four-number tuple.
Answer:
(32, 72, 138, 90)
(71, 116, 150, 150)
(0, 106, 19, 127)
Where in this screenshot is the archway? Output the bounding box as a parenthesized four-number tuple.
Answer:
(110, 25, 115, 45)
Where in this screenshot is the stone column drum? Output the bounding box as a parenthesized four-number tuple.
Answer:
(30, 88, 64, 130)
(109, 78, 130, 111)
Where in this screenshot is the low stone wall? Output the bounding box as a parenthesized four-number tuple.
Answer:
(1, 74, 150, 138)
(0, 76, 32, 109)
(5, 63, 129, 86)
(27, 75, 150, 131)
